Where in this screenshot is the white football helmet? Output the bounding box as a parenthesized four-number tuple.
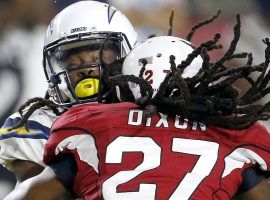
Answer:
(43, 1, 138, 106)
(121, 36, 203, 99)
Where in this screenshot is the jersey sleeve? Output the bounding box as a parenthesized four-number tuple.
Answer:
(44, 126, 100, 198)
(0, 109, 56, 171)
(221, 122, 270, 181)
(245, 123, 270, 171)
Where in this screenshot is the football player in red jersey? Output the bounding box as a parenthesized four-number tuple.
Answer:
(42, 34, 270, 200)
(5, 13, 270, 200)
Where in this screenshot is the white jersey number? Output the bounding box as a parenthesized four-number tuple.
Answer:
(102, 136, 219, 200)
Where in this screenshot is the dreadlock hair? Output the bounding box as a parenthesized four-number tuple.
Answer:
(10, 11, 270, 131)
(186, 9, 221, 42)
(98, 32, 128, 103)
(8, 96, 62, 131)
(167, 10, 174, 36)
(110, 12, 270, 130)
(147, 9, 175, 39)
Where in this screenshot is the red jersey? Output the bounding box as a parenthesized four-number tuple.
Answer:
(44, 102, 270, 200)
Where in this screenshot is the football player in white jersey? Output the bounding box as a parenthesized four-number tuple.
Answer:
(0, 0, 137, 197)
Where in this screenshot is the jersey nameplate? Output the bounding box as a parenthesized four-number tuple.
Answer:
(128, 110, 206, 131)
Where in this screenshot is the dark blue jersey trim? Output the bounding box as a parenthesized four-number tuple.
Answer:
(1, 117, 50, 140)
(0, 132, 49, 140)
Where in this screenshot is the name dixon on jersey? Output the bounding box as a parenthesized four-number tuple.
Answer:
(128, 109, 207, 131)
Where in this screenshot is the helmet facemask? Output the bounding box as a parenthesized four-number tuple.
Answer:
(43, 32, 128, 106)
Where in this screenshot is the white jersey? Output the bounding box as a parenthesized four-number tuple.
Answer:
(0, 108, 57, 171)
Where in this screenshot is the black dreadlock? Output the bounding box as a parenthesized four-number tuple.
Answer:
(98, 32, 128, 103)
(110, 13, 270, 130)
(186, 9, 221, 42)
(167, 10, 174, 36)
(8, 96, 62, 131)
(148, 9, 175, 39)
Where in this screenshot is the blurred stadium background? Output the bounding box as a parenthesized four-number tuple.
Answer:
(0, 0, 269, 198)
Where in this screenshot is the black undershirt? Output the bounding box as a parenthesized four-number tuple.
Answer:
(49, 154, 78, 192)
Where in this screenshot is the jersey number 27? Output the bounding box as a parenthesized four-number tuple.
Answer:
(102, 136, 219, 200)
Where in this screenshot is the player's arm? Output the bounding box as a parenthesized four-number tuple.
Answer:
(234, 177, 270, 200)
(11, 160, 44, 183)
(4, 166, 71, 200)
(0, 111, 52, 179)
(4, 154, 76, 200)
(233, 168, 270, 200)
(0, 110, 54, 182)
